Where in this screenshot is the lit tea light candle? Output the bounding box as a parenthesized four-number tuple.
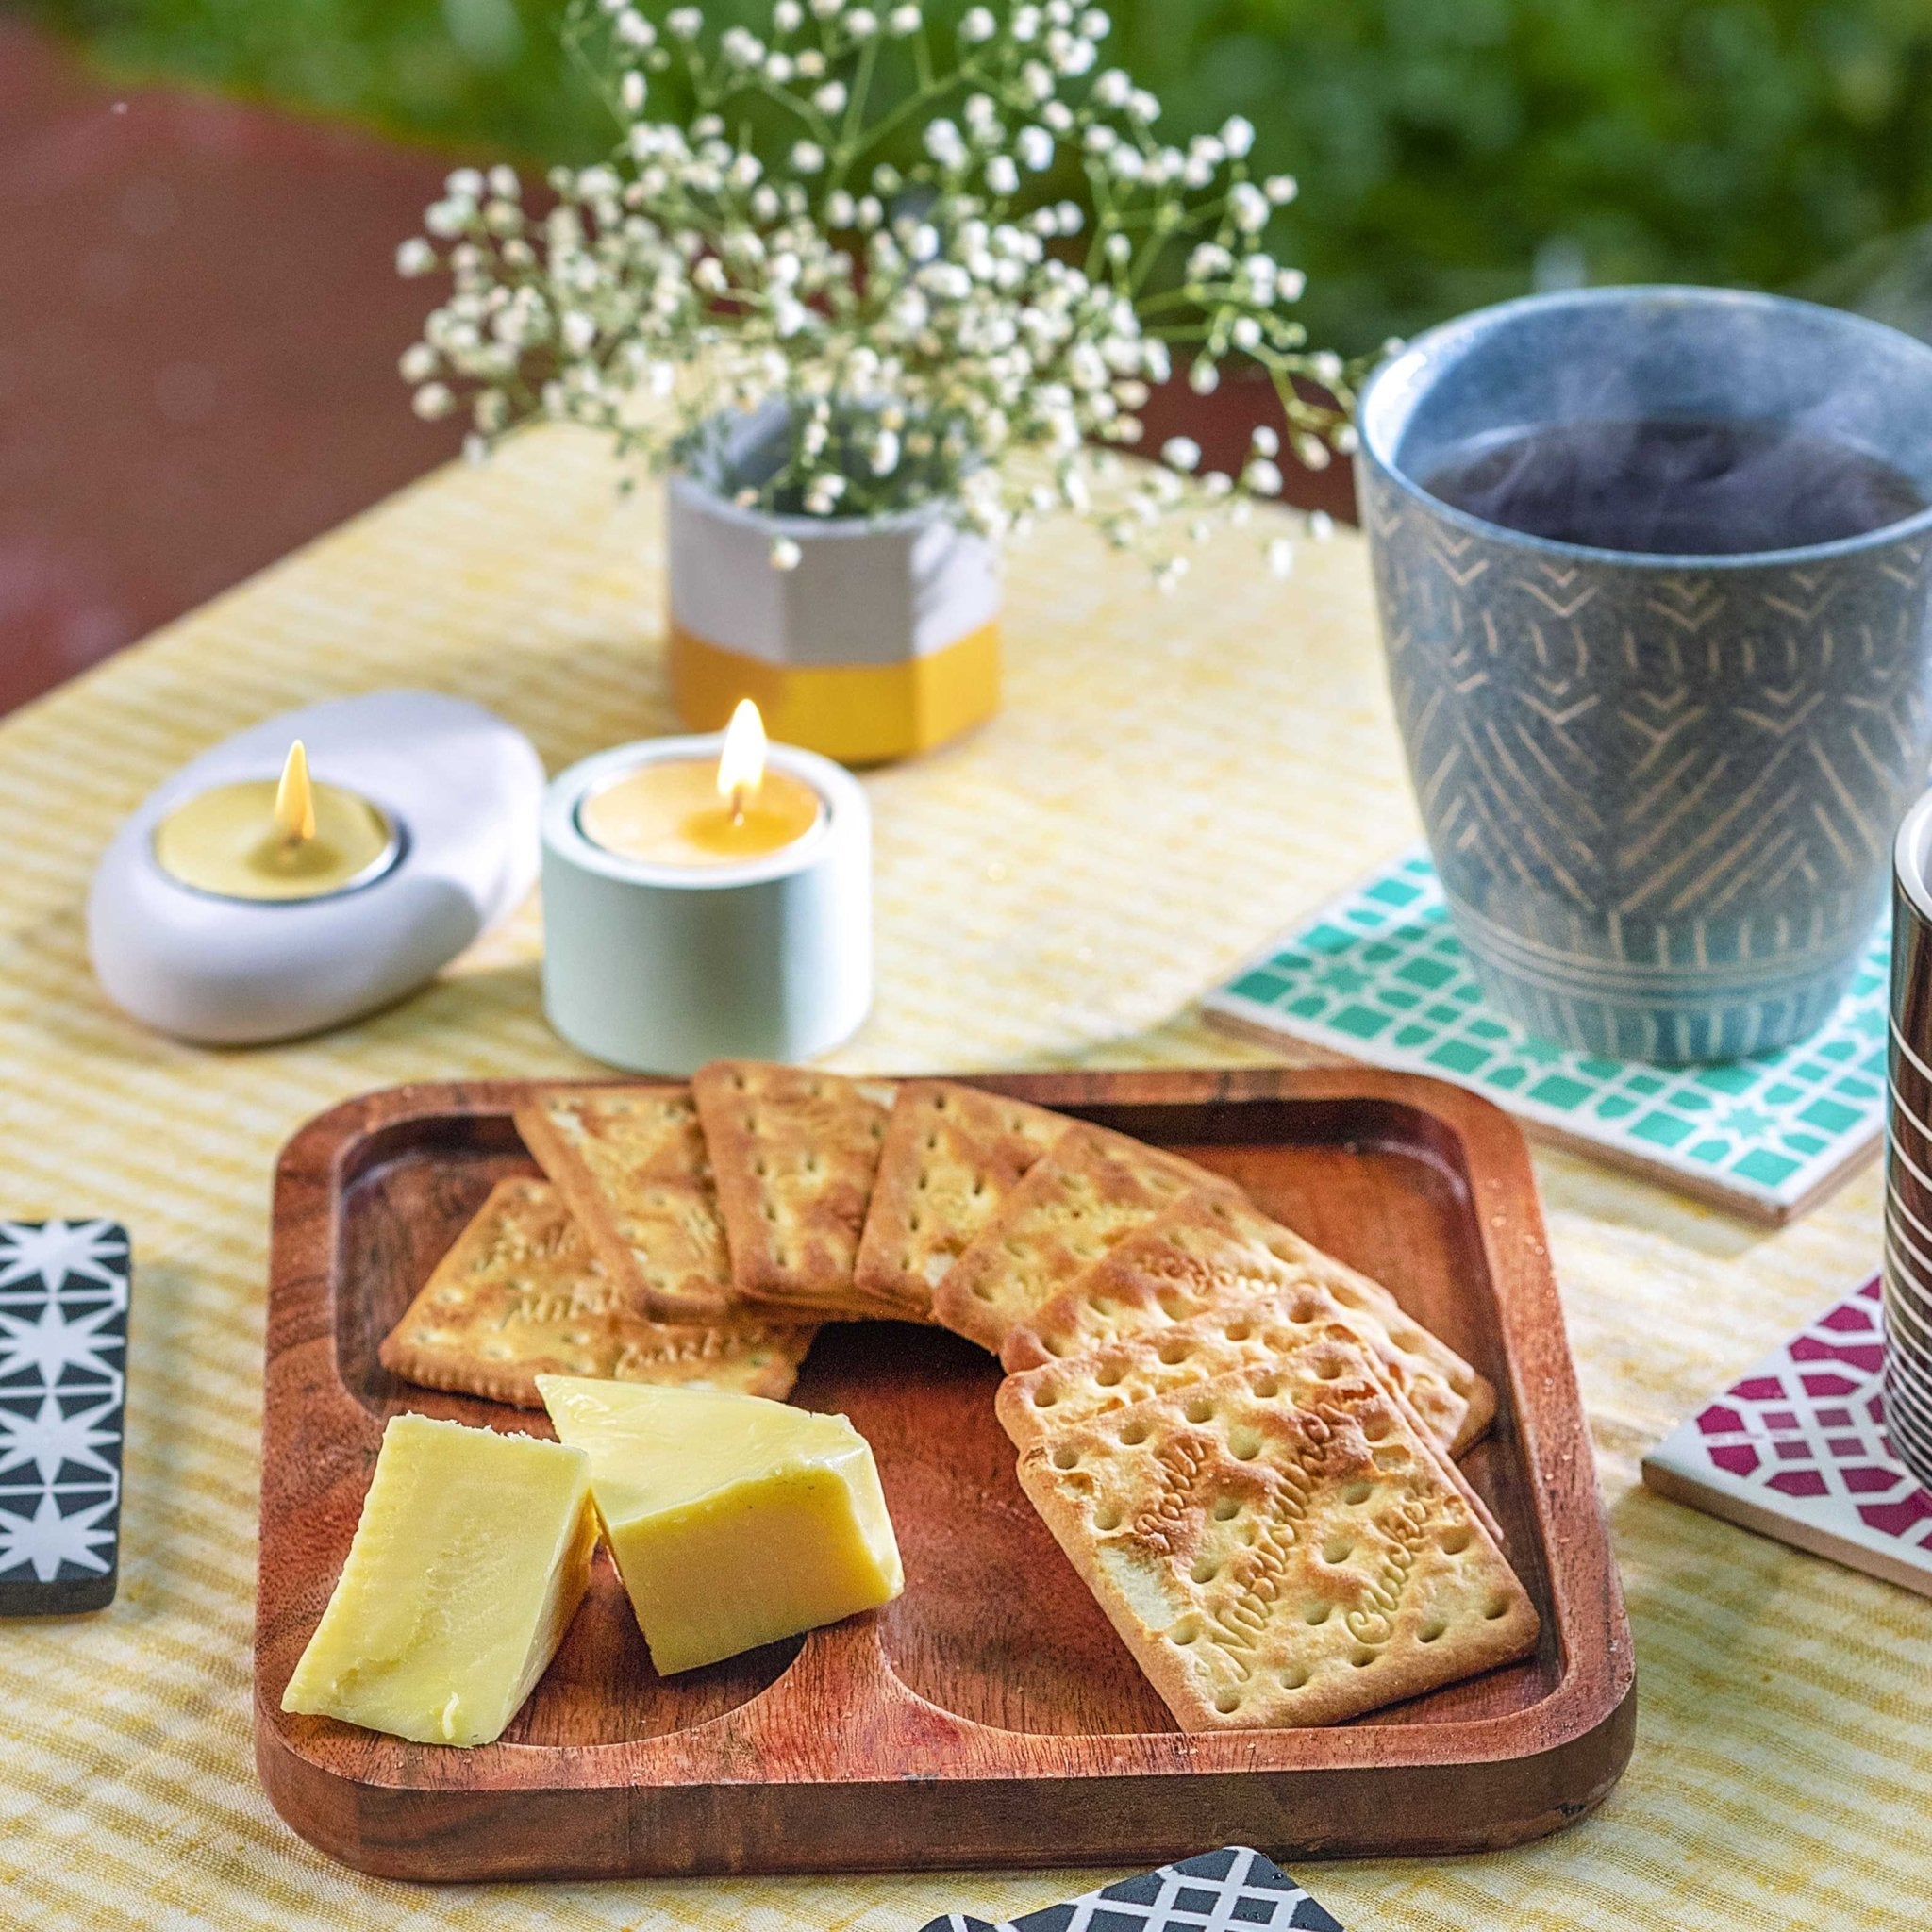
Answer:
(152, 740, 398, 901)
(577, 700, 823, 867)
(541, 702, 871, 1074)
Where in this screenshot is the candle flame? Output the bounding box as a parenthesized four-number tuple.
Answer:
(715, 699, 768, 822)
(274, 741, 316, 844)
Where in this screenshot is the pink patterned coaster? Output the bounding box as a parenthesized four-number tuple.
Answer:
(1641, 1276, 1932, 1597)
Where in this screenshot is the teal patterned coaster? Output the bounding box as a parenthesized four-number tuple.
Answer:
(1205, 848, 1889, 1223)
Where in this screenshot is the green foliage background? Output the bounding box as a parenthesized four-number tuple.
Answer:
(29, 0, 1932, 354)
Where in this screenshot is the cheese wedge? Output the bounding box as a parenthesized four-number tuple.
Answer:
(537, 1377, 904, 1675)
(281, 1413, 595, 1747)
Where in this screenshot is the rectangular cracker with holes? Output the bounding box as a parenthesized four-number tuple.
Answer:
(691, 1061, 900, 1317)
(1014, 1341, 1540, 1729)
(514, 1085, 740, 1323)
(932, 1126, 1233, 1355)
(377, 1176, 817, 1409)
(853, 1082, 1072, 1319)
(997, 1289, 1474, 1461)
(1001, 1188, 1494, 1453)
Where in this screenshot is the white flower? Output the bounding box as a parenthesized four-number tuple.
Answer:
(1242, 457, 1283, 495)
(771, 537, 803, 570)
(870, 428, 902, 474)
(1161, 436, 1200, 472)
(924, 119, 966, 167)
(1220, 114, 1255, 158)
(1017, 125, 1054, 170)
(560, 310, 597, 354)
(1231, 316, 1261, 351)
(721, 26, 763, 65)
(826, 190, 856, 225)
(1267, 538, 1295, 577)
(960, 5, 997, 42)
(615, 8, 656, 44)
(1042, 98, 1074, 131)
(814, 81, 848, 113)
(888, 3, 922, 33)
(1189, 358, 1219, 394)
(1250, 425, 1280, 457)
(774, 0, 803, 25)
(1091, 67, 1130, 108)
(396, 238, 436, 276)
(986, 155, 1020, 195)
(412, 381, 455, 420)
(666, 7, 702, 37)
(1308, 509, 1335, 541)
(620, 69, 647, 109)
(1265, 173, 1298, 204)
(1278, 267, 1306, 299)
(791, 140, 825, 173)
(399, 342, 438, 380)
(447, 166, 484, 198)
(810, 0, 842, 14)
(764, 51, 794, 80)
(844, 6, 877, 34)
(1230, 181, 1270, 233)
(1129, 88, 1158, 122)
(1013, 4, 1041, 39)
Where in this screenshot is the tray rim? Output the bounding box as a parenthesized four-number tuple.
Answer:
(255, 1066, 1635, 1871)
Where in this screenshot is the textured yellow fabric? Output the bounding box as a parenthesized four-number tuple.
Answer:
(0, 425, 1921, 1930)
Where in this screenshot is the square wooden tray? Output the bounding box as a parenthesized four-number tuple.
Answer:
(255, 1068, 1634, 1882)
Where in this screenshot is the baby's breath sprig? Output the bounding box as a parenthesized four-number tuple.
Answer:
(399, 0, 1363, 581)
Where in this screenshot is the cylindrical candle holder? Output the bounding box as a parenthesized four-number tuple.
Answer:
(541, 737, 872, 1074)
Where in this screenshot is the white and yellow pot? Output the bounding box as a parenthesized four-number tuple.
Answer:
(665, 474, 1001, 767)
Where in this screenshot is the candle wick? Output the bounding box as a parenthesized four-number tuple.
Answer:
(729, 784, 748, 825)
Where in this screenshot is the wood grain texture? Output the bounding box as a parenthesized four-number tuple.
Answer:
(255, 1069, 1634, 1881)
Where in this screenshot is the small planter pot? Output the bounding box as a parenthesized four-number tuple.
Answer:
(666, 475, 1002, 766)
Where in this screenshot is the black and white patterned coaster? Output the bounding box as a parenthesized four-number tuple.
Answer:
(0, 1220, 130, 1616)
(918, 1846, 1343, 1932)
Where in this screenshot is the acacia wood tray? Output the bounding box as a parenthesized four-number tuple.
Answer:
(255, 1068, 1634, 1882)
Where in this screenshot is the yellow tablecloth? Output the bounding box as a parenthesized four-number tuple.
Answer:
(0, 427, 1924, 1931)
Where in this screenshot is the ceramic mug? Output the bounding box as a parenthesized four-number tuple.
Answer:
(1358, 286, 1932, 1061)
(1885, 790, 1932, 1493)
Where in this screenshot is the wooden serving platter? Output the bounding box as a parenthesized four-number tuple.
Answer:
(256, 1068, 1634, 1882)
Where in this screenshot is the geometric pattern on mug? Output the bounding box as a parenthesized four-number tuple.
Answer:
(916, 1845, 1343, 1932)
(1206, 847, 1889, 1214)
(1366, 466, 1932, 1063)
(1642, 1276, 1932, 1591)
(0, 1219, 129, 1598)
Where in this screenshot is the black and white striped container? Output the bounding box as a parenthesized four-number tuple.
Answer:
(1884, 791, 1932, 1491)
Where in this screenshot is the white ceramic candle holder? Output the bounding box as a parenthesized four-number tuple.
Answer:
(88, 691, 544, 1045)
(541, 736, 871, 1074)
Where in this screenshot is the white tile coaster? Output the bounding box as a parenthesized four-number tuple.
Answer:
(1641, 1275, 1932, 1598)
(1204, 845, 1890, 1223)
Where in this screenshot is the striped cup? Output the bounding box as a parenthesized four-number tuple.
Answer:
(1884, 789, 1932, 1491)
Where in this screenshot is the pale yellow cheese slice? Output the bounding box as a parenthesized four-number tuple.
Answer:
(280, 1412, 595, 1748)
(537, 1377, 904, 1676)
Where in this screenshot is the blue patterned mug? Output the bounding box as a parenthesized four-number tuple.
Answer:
(1358, 287, 1932, 1061)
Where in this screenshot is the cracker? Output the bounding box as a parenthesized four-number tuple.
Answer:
(691, 1061, 900, 1317)
(1014, 1341, 1540, 1728)
(931, 1125, 1228, 1354)
(1002, 1189, 1495, 1453)
(514, 1085, 738, 1322)
(853, 1082, 1072, 1319)
(377, 1177, 817, 1407)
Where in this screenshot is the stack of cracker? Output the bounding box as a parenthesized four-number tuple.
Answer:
(378, 1064, 1540, 1730)
(908, 1127, 1538, 1729)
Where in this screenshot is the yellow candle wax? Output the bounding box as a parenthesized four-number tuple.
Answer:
(578, 758, 823, 866)
(577, 701, 824, 868)
(153, 741, 396, 901)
